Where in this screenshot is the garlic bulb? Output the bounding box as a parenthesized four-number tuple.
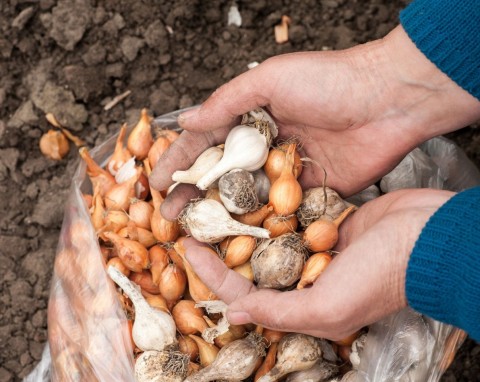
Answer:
(251, 233, 307, 289)
(285, 360, 338, 382)
(196, 125, 270, 190)
(180, 199, 270, 244)
(107, 266, 177, 352)
(257, 334, 322, 382)
(135, 349, 189, 382)
(172, 146, 224, 185)
(252, 169, 271, 204)
(219, 169, 259, 214)
(296, 187, 348, 228)
(185, 332, 266, 382)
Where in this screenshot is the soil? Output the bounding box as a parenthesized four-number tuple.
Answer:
(0, 0, 479, 381)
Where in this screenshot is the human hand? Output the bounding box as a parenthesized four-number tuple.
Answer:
(183, 188, 454, 340)
(149, 25, 480, 220)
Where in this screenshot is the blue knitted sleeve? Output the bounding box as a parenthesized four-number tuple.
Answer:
(400, 0, 480, 101)
(406, 187, 480, 341)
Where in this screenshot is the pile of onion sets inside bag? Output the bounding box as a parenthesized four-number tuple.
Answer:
(81, 108, 363, 382)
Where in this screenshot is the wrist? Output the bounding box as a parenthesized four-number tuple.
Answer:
(382, 25, 480, 143)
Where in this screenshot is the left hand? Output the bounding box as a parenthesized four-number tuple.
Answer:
(183, 188, 454, 341)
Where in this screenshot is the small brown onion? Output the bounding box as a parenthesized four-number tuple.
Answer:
(130, 270, 160, 294)
(262, 329, 287, 344)
(107, 257, 131, 277)
(39, 129, 69, 160)
(233, 261, 254, 282)
(262, 212, 298, 238)
(105, 168, 141, 211)
(223, 235, 257, 268)
(303, 206, 355, 252)
(159, 263, 187, 307)
(172, 300, 208, 335)
(104, 231, 150, 272)
(127, 108, 153, 160)
(157, 129, 180, 143)
(129, 199, 153, 230)
(149, 245, 169, 286)
(79, 147, 116, 196)
(297, 252, 332, 289)
(264, 144, 302, 184)
(255, 343, 278, 382)
(232, 204, 273, 227)
(107, 124, 132, 175)
(103, 210, 129, 233)
(268, 144, 302, 216)
(188, 334, 219, 368)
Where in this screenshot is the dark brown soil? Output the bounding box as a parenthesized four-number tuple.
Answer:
(0, 0, 478, 381)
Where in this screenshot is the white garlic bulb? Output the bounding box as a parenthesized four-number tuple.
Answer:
(107, 266, 177, 352)
(135, 349, 188, 382)
(219, 169, 259, 214)
(180, 199, 270, 244)
(196, 125, 270, 190)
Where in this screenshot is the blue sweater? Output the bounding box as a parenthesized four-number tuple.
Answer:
(400, 1, 480, 341)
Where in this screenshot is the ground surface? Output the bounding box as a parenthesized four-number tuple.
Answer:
(0, 0, 479, 381)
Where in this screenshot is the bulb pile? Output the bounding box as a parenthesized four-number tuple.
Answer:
(79, 107, 361, 381)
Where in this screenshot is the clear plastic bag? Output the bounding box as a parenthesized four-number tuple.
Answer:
(24, 110, 477, 381)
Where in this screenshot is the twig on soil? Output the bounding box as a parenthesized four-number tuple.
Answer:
(104, 90, 132, 111)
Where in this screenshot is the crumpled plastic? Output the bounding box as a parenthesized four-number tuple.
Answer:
(24, 109, 478, 381)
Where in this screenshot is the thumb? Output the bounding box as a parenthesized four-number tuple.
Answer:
(227, 288, 320, 333)
(178, 64, 274, 132)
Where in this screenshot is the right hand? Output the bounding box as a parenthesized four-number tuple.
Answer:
(149, 25, 480, 220)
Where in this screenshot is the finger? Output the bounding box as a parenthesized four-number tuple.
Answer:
(178, 64, 274, 132)
(160, 183, 203, 221)
(226, 288, 323, 333)
(184, 239, 257, 303)
(149, 128, 229, 191)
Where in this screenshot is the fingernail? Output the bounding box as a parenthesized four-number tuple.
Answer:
(178, 108, 199, 125)
(227, 310, 252, 325)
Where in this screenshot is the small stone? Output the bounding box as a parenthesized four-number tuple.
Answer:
(30, 188, 69, 227)
(93, 6, 107, 25)
(29, 341, 45, 361)
(0, 148, 20, 175)
(26, 225, 38, 238)
(112, 13, 125, 29)
(81, 42, 106, 66)
(8, 336, 29, 355)
(39, 0, 55, 11)
(120, 36, 144, 62)
(144, 20, 168, 49)
(105, 62, 125, 78)
(0, 368, 12, 382)
(50, 0, 92, 50)
(63, 65, 105, 101)
(12, 6, 35, 30)
(179, 94, 194, 109)
(20, 352, 32, 367)
(0, 38, 13, 59)
(31, 310, 46, 328)
(7, 100, 38, 128)
(344, 9, 355, 21)
(322, 0, 339, 8)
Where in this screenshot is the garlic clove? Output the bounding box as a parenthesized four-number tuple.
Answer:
(172, 145, 224, 185)
(284, 360, 339, 382)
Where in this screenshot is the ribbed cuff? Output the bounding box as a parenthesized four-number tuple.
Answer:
(400, 0, 480, 101)
(406, 187, 480, 341)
